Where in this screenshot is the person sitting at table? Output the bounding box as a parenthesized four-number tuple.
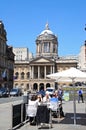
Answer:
(37, 94, 43, 105)
(28, 94, 39, 125)
(50, 92, 64, 118)
(50, 92, 58, 102)
(49, 93, 59, 117)
(42, 91, 51, 103)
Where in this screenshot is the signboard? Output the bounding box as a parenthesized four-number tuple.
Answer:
(63, 92, 69, 101)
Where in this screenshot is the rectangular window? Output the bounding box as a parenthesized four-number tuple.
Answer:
(44, 42, 50, 53)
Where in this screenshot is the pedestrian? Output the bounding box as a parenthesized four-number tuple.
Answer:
(77, 88, 84, 103)
(58, 87, 63, 102)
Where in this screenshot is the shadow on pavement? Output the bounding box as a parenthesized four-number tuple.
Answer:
(52, 113, 86, 126)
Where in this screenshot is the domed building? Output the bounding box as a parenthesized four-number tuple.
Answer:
(36, 23, 58, 59)
(14, 23, 78, 92)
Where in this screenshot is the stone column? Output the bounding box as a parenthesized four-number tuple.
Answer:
(53, 65, 55, 73)
(38, 66, 40, 79)
(51, 66, 52, 74)
(44, 66, 46, 79)
(32, 66, 34, 79)
(30, 66, 32, 79)
(50, 42, 53, 53)
(43, 43, 44, 53)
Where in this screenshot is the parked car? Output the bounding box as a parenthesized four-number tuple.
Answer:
(10, 88, 22, 96)
(46, 87, 55, 96)
(0, 87, 9, 97)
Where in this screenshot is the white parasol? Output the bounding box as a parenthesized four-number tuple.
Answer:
(47, 67, 86, 124)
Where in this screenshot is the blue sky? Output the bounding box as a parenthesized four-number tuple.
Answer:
(0, 0, 86, 56)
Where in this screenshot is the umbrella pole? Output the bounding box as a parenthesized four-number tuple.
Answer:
(73, 79, 76, 125)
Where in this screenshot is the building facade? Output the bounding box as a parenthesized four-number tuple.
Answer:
(13, 47, 33, 61)
(14, 23, 78, 92)
(78, 41, 86, 72)
(0, 21, 14, 89)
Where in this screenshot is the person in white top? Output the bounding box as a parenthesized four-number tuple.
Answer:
(43, 91, 51, 103)
(37, 94, 43, 105)
(28, 94, 39, 125)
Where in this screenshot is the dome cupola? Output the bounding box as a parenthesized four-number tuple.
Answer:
(40, 23, 54, 35)
(36, 23, 58, 59)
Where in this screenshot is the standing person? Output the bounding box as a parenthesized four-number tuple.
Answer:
(77, 88, 84, 103)
(58, 88, 63, 102)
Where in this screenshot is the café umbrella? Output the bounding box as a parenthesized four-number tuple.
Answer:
(47, 67, 86, 124)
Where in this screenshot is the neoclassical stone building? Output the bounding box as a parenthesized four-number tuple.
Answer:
(14, 23, 78, 92)
(0, 21, 14, 89)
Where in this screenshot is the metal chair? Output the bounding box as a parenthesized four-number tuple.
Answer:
(49, 100, 60, 118)
(36, 104, 52, 128)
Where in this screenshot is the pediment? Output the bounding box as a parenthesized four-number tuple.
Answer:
(30, 57, 55, 64)
(35, 58, 50, 63)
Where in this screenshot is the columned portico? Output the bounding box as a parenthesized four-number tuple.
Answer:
(30, 63, 55, 80)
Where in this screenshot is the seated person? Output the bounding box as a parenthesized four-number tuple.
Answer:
(28, 95, 39, 125)
(50, 93, 64, 118)
(59, 103, 64, 118)
(49, 93, 58, 117)
(42, 91, 51, 103)
(37, 94, 43, 105)
(50, 93, 58, 102)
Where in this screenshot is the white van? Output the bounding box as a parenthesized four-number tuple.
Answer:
(46, 87, 55, 96)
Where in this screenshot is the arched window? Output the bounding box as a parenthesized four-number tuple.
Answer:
(39, 83, 44, 90)
(46, 83, 50, 88)
(26, 72, 30, 79)
(21, 72, 24, 79)
(33, 83, 38, 91)
(15, 72, 19, 79)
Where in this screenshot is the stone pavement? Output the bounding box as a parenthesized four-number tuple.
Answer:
(16, 100, 86, 130)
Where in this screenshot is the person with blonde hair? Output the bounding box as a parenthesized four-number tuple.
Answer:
(43, 91, 51, 103)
